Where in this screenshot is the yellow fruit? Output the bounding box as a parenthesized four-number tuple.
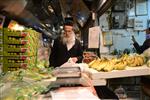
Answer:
(147, 60, 150, 67)
(90, 59, 101, 69)
(137, 56, 144, 66)
(103, 61, 114, 72)
(114, 61, 126, 70)
(128, 56, 137, 67)
(88, 59, 96, 67)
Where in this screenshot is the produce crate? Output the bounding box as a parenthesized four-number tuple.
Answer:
(0, 44, 3, 47)
(0, 51, 3, 55)
(0, 47, 3, 51)
(0, 63, 3, 71)
(4, 63, 27, 68)
(3, 56, 28, 61)
(0, 39, 2, 44)
(0, 57, 3, 62)
(0, 34, 2, 38)
(4, 52, 26, 56)
(3, 66, 21, 71)
(3, 51, 36, 57)
(2, 56, 37, 72)
(4, 39, 28, 45)
(0, 29, 2, 34)
(4, 45, 28, 52)
(3, 28, 28, 37)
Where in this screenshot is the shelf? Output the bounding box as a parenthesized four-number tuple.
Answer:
(89, 65, 150, 79)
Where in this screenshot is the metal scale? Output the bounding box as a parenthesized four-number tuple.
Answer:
(52, 67, 82, 86)
(41, 66, 91, 94)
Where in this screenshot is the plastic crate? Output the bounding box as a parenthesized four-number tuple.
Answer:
(0, 57, 3, 62)
(0, 29, 2, 34)
(0, 35, 2, 39)
(0, 63, 3, 71)
(0, 51, 3, 55)
(4, 45, 28, 52)
(4, 28, 28, 37)
(3, 66, 22, 72)
(0, 39, 2, 44)
(3, 55, 28, 60)
(0, 44, 3, 47)
(4, 63, 27, 67)
(4, 39, 28, 44)
(3, 51, 36, 57)
(0, 47, 3, 51)
(4, 58, 27, 63)
(2, 56, 37, 72)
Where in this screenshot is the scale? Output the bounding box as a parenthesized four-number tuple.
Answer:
(52, 67, 82, 86)
(41, 66, 92, 94)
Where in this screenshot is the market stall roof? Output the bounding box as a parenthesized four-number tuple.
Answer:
(0, 0, 113, 38)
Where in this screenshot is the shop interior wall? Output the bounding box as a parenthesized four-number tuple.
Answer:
(99, 0, 150, 53)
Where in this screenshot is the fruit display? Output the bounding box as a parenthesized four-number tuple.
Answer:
(120, 54, 145, 67)
(1, 28, 40, 72)
(88, 54, 145, 72)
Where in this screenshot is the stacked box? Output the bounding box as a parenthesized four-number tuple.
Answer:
(0, 29, 3, 72)
(2, 28, 39, 72)
(2, 56, 36, 72)
(0, 29, 3, 56)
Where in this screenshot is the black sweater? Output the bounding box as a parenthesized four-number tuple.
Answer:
(133, 38, 150, 54)
(49, 37, 83, 67)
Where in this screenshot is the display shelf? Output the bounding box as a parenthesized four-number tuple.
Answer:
(92, 79, 107, 86)
(89, 65, 150, 79)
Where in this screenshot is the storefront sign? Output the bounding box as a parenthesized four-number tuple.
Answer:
(134, 18, 147, 31)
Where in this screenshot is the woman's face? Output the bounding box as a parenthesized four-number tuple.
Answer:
(64, 25, 73, 38)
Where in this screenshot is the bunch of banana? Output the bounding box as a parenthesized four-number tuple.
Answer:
(88, 58, 101, 68)
(114, 60, 127, 70)
(120, 54, 129, 61)
(103, 61, 115, 72)
(96, 60, 109, 71)
(125, 55, 145, 67)
(88, 58, 110, 71)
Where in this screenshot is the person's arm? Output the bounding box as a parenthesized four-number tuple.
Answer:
(132, 36, 143, 54)
(140, 39, 150, 53)
(133, 42, 143, 54)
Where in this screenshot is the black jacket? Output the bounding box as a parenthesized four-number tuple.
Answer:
(133, 38, 150, 54)
(49, 37, 83, 67)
